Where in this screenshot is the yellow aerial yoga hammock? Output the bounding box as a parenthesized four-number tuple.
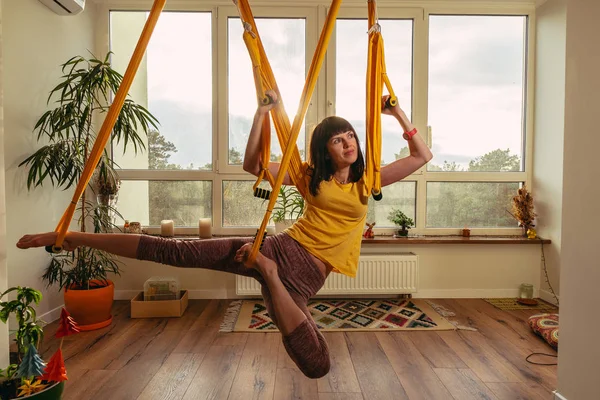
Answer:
(365, 0, 398, 201)
(235, 0, 342, 264)
(241, 0, 397, 263)
(46, 0, 167, 253)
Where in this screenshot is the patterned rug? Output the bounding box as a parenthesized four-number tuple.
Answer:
(220, 298, 456, 332)
(484, 298, 558, 311)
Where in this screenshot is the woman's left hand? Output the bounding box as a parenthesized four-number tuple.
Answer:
(381, 95, 403, 117)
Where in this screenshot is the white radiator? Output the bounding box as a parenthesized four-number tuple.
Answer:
(236, 253, 418, 296)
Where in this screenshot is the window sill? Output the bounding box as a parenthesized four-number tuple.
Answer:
(144, 233, 550, 245)
(361, 235, 550, 245)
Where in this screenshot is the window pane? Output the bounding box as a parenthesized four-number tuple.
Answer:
(426, 182, 520, 228)
(110, 12, 213, 170)
(336, 19, 413, 166)
(428, 15, 526, 172)
(222, 181, 271, 227)
(228, 18, 306, 164)
(367, 182, 416, 227)
(118, 180, 212, 226)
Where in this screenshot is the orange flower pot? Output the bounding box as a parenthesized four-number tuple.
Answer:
(64, 280, 114, 331)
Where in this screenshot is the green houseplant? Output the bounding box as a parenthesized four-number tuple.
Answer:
(19, 52, 158, 330)
(388, 208, 414, 237)
(0, 287, 64, 399)
(271, 185, 305, 233)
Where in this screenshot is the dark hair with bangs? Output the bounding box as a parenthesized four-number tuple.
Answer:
(307, 116, 365, 197)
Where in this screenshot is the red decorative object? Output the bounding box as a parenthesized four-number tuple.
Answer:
(56, 307, 80, 338)
(363, 222, 375, 239)
(41, 348, 68, 382)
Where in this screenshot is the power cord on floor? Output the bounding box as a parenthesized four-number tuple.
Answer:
(526, 352, 558, 366)
(524, 238, 559, 365)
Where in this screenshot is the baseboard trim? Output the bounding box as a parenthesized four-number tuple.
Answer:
(38, 305, 65, 326)
(540, 289, 560, 306)
(115, 288, 528, 300)
(114, 289, 240, 300)
(553, 390, 567, 400)
(116, 287, 555, 301)
(413, 289, 521, 298)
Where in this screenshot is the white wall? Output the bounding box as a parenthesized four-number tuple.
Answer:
(533, 0, 566, 304)
(3, 0, 97, 322)
(0, 0, 8, 369)
(556, 0, 600, 398)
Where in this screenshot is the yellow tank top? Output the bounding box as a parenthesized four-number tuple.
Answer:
(285, 163, 369, 277)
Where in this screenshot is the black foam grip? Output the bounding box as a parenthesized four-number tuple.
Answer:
(384, 97, 397, 108)
(255, 229, 267, 251)
(372, 191, 383, 201)
(261, 93, 275, 105)
(45, 245, 62, 254)
(254, 187, 271, 200)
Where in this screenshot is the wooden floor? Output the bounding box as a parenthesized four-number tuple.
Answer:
(37, 298, 558, 400)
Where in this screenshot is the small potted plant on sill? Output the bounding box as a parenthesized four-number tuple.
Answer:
(270, 185, 305, 234)
(388, 208, 414, 237)
(0, 286, 79, 399)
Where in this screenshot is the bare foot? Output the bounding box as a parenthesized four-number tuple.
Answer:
(16, 232, 76, 251)
(234, 242, 278, 277)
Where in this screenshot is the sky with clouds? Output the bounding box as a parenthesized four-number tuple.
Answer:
(111, 11, 526, 171)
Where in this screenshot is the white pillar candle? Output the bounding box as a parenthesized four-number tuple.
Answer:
(160, 220, 174, 237)
(199, 218, 212, 239)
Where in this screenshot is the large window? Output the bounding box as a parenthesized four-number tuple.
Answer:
(428, 15, 526, 172)
(426, 15, 528, 230)
(110, 11, 213, 228)
(108, 5, 532, 235)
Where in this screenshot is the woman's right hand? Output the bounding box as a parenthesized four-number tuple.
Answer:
(16, 232, 77, 251)
(256, 89, 279, 116)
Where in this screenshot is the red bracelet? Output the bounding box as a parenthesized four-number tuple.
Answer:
(403, 128, 417, 140)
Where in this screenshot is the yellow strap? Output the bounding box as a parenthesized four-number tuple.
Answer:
(51, 0, 167, 250)
(236, 0, 342, 263)
(243, 30, 272, 106)
(365, 0, 395, 198)
(235, 0, 308, 197)
(253, 117, 276, 191)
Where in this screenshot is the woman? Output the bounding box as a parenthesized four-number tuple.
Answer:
(17, 91, 432, 379)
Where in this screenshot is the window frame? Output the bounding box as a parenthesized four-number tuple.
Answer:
(99, 0, 536, 237)
(422, 7, 535, 235)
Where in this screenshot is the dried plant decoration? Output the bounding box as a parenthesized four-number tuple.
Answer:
(511, 185, 537, 231)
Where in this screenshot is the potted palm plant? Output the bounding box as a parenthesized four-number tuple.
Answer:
(19, 52, 158, 330)
(271, 185, 305, 233)
(388, 208, 414, 237)
(0, 287, 65, 399)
